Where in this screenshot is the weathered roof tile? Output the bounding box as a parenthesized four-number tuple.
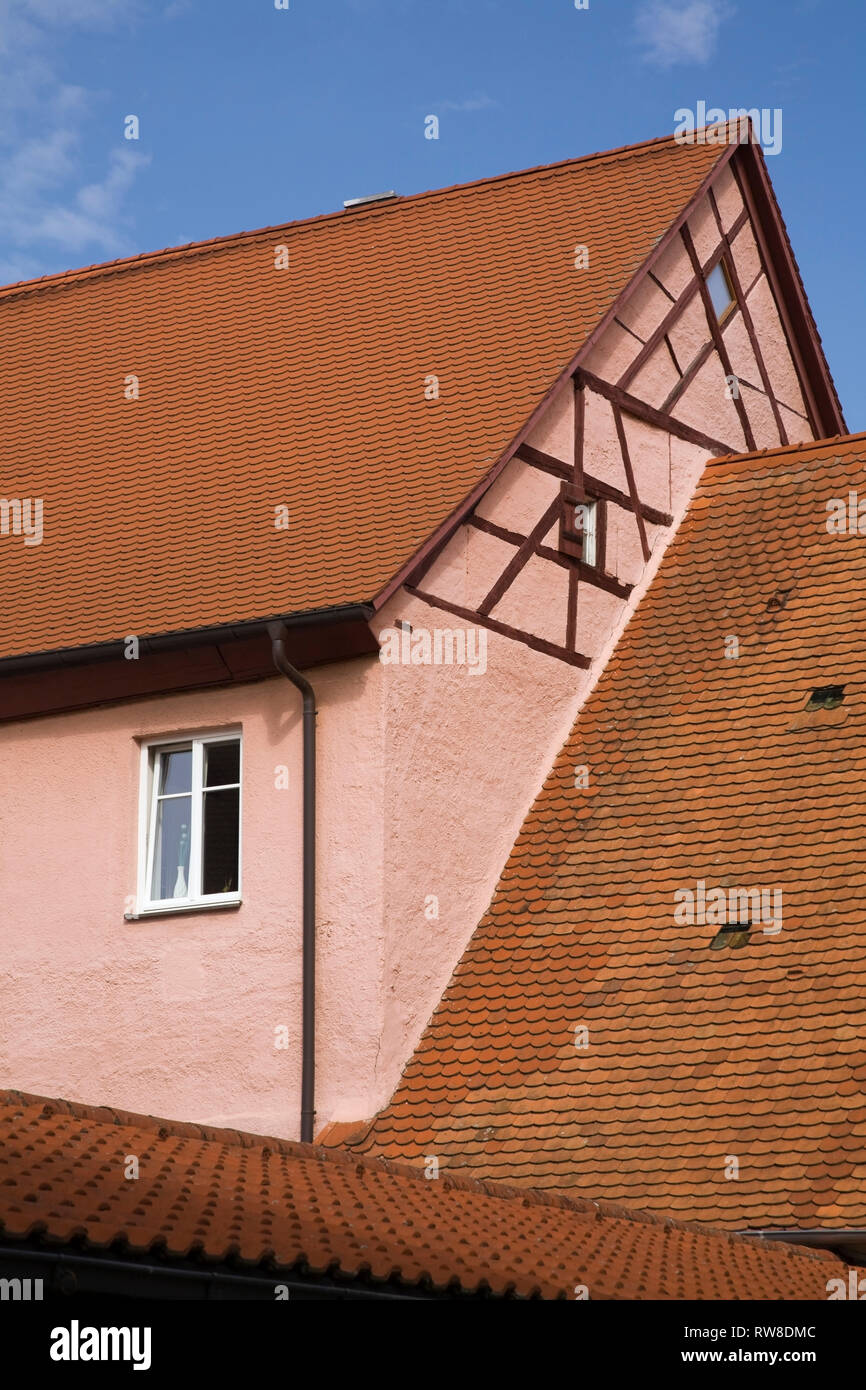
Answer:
(359, 431, 866, 1230)
(0, 1089, 852, 1299)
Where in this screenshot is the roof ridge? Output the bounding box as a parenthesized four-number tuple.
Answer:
(0, 1089, 837, 1263)
(0, 129, 719, 304)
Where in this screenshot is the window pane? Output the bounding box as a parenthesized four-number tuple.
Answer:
(159, 747, 192, 796)
(583, 503, 594, 567)
(706, 262, 733, 319)
(202, 787, 240, 894)
(204, 740, 240, 787)
(150, 796, 192, 899)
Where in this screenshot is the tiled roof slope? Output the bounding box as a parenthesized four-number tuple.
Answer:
(0, 135, 726, 662)
(359, 432, 866, 1231)
(0, 1090, 851, 1299)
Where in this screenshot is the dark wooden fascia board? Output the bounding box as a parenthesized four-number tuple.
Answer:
(378, 139, 841, 649)
(0, 614, 379, 725)
(572, 140, 740, 372)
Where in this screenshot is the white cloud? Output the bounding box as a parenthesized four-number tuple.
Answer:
(635, 0, 732, 69)
(29, 146, 150, 252)
(0, 0, 148, 285)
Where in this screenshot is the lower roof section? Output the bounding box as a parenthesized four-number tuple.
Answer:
(356, 431, 866, 1229)
(0, 1089, 851, 1300)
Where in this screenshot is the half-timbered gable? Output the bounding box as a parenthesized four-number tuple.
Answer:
(395, 140, 839, 676)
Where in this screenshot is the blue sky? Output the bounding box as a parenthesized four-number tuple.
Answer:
(2, 0, 863, 424)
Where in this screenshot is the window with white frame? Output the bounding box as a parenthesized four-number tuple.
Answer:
(139, 733, 241, 911)
(575, 499, 598, 567)
(559, 482, 601, 568)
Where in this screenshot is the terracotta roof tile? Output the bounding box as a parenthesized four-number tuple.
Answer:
(359, 431, 866, 1229)
(0, 1089, 853, 1300)
(0, 134, 725, 662)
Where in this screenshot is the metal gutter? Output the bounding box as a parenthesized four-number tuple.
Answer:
(0, 1244, 432, 1301)
(744, 1229, 866, 1260)
(0, 604, 374, 678)
(269, 625, 317, 1144)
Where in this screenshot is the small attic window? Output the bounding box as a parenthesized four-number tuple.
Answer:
(710, 922, 751, 950)
(806, 684, 845, 710)
(576, 500, 598, 566)
(559, 483, 601, 567)
(706, 260, 735, 321)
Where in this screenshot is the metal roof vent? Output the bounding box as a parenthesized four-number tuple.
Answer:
(343, 190, 397, 209)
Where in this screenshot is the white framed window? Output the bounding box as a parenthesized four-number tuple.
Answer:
(136, 731, 242, 914)
(559, 482, 604, 569)
(576, 499, 598, 567)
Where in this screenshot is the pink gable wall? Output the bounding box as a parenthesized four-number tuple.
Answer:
(0, 164, 821, 1139)
(419, 190, 811, 672)
(419, 172, 814, 671)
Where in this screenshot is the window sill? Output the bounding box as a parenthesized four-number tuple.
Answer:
(125, 898, 242, 922)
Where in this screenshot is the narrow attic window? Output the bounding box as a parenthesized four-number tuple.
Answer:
(806, 685, 845, 710)
(710, 922, 751, 950)
(559, 483, 601, 567)
(706, 260, 735, 322)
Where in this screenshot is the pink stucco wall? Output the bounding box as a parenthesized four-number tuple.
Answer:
(0, 171, 818, 1139)
(0, 620, 581, 1137)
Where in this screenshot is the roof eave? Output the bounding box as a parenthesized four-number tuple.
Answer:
(0, 603, 374, 679)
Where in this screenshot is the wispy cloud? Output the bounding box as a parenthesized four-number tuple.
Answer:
(635, 0, 732, 69)
(438, 93, 499, 113)
(0, 0, 149, 285)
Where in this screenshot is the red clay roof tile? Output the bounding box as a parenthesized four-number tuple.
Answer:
(358, 431, 866, 1229)
(0, 1089, 853, 1300)
(0, 135, 726, 662)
